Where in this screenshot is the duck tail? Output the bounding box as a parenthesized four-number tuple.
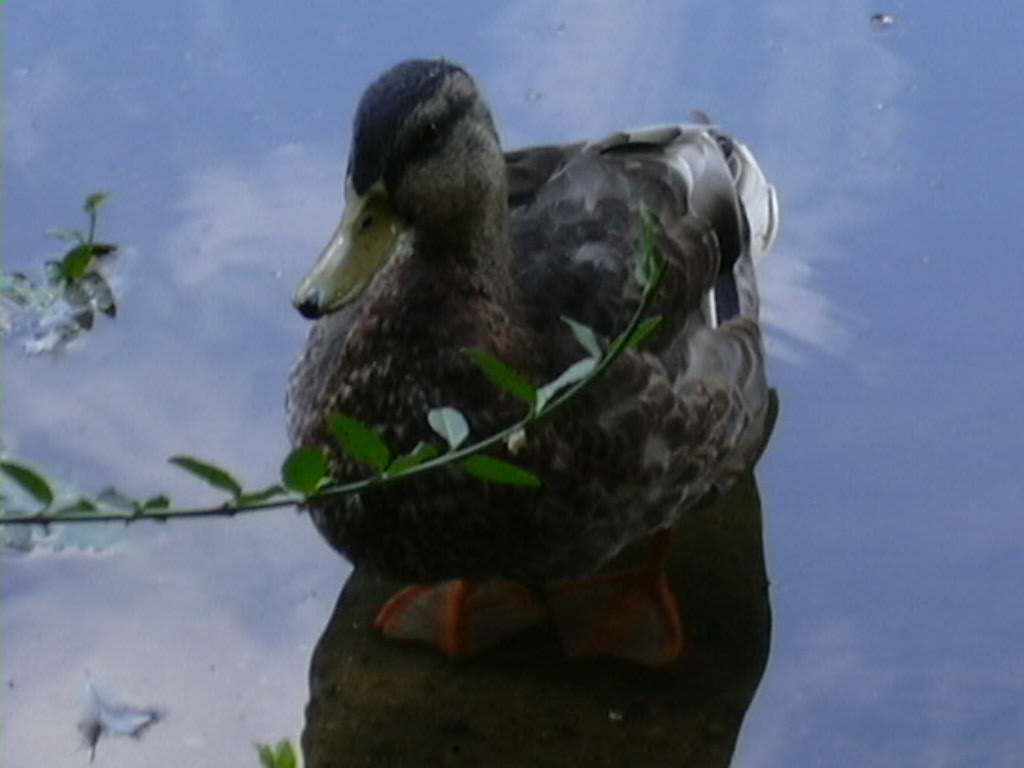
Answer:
(706, 132, 779, 324)
(689, 111, 779, 265)
(725, 138, 779, 265)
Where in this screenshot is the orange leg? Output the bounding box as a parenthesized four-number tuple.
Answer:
(546, 529, 683, 667)
(374, 579, 548, 657)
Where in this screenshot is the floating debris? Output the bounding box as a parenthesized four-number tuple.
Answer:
(2, 192, 122, 355)
(870, 12, 896, 27)
(77, 680, 162, 762)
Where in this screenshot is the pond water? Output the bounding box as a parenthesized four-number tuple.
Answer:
(4, 1, 1023, 766)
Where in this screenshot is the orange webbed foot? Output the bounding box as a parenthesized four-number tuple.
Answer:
(374, 579, 548, 657)
(546, 530, 683, 667)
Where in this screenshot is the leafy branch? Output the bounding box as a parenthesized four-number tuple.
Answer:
(255, 739, 299, 768)
(1, 192, 120, 353)
(1, 210, 665, 527)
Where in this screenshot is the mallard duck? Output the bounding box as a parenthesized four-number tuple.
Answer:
(287, 59, 779, 666)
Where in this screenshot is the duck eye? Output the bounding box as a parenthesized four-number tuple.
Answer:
(357, 214, 375, 233)
(416, 122, 441, 150)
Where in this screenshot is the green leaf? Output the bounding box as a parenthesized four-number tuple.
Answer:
(281, 447, 329, 495)
(83, 192, 109, 215)
(238, 484, 290, 505)
(561, 316, 603, 359)
(328, 414, 391, 470)
(385, 442, 440, 477)
(274, 740, 297, 768)
(61, 243, 95, 282)
(465, 348, 537, 406)
(624, 315, 663, 348)
(142, 494, 171, 510)
(634, 205, 659, 290)
(96, 487, 139, 512)
(461, 455, 541, 487)
(255, 744, 274, 768)
(254, 740, 296, 768)
(168, 455, 243, 499)
(427, 407, 470, 450)
(535, 357, 598, 411)
(51, 497, 99, 516)
(0, 461, 54, 509)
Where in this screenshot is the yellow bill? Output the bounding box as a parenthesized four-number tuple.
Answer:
(293, 181, 402, 318)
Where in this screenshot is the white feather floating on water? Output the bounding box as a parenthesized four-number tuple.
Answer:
(77, 680, 162, 762)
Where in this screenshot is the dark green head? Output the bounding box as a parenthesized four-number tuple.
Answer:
(349, 59, 474, 195)
(294, 59, 506, 318)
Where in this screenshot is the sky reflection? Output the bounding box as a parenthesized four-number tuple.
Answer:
(4, 1, 1023, 766)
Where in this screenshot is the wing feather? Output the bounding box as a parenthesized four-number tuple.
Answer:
(506, 123, 777, 549)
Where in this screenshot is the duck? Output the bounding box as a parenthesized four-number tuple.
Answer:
(287, 59, 779, 667)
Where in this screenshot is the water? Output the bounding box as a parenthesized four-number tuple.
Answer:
(4, 1, 1023, 766)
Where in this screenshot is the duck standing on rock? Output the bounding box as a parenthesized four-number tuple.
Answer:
(287, 59, 779, 667)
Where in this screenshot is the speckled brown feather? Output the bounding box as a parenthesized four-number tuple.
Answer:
(287, 64, 778, 584)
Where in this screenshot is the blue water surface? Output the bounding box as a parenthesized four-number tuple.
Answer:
(4, 2, 1022, 766)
